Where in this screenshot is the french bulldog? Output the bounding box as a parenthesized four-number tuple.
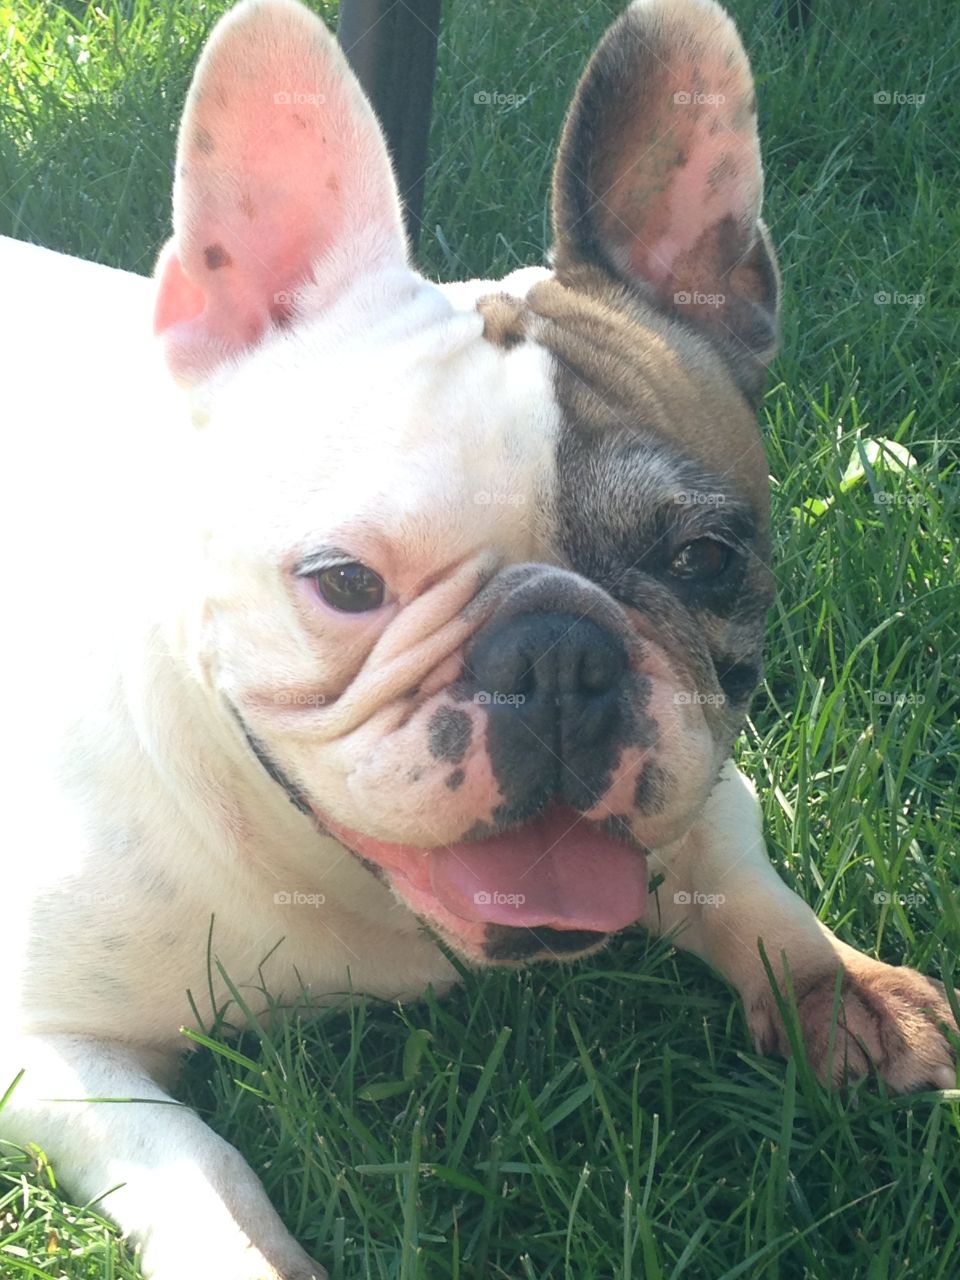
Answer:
(2, 0, 956, 1276)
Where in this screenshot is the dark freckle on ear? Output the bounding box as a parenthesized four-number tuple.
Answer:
(446, 768, 466, 791)
(204, 243, 232, 270)
(408, 766, 424, 783)
(292, 112, 308, 129)
(326, 173, 340, 194)
(239, 191, 256, 220)
(428, 707, 472, 764)
(708, 154, 737, 190)
(194, 127, 215, 154)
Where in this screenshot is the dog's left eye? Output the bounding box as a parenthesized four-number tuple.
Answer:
(669, 538, 730, 581)
(311, 562, 386, 612)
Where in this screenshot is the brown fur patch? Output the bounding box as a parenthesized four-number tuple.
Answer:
(524, 267, 771, 516)
(476, 293, 528, 350)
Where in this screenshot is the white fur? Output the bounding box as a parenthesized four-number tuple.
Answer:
(2, 0, 952, 1275)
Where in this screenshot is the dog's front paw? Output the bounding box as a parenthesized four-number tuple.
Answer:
(748, 948, 958, 1091)
(143, 1255, 326, 1280)
(140, 1236, 327, 1280)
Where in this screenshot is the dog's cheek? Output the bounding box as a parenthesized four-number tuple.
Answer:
(581, 644, 721, 844)
(308, 700, 506, 844)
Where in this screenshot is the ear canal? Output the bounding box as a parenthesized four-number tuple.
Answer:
(154, 0, 407, 383)
(550, 0, 779, 403)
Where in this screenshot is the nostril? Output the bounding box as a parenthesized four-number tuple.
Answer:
(514, 661, 537, 698)
(577, 645, 621, 696)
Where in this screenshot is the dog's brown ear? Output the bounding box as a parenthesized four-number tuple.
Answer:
(551, 0, 779, 403)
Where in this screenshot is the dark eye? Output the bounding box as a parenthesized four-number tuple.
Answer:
(312, 562, 385, 612)
(669, 538, 730, 581)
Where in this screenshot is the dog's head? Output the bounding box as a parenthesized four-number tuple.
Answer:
(154, 0, 778, 963)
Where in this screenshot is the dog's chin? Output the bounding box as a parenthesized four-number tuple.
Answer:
(318, 803, 650, 964)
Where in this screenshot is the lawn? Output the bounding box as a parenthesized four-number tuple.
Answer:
(1, 0, 959, 1276)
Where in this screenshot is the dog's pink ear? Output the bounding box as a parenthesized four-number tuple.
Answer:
(551, 0, 779, 403)
(154, 0, 406, 382)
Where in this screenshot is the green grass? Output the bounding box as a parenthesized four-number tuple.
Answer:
(2, 0, 959, 1276)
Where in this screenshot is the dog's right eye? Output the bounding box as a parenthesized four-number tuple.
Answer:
(311, 563, 386, 612)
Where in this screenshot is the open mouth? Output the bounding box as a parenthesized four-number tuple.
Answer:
(323, 803, 649, 934)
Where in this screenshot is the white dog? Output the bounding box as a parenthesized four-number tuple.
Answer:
(2, 0, 955, 1276)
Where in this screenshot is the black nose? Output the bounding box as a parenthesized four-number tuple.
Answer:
(466, 611, 628, 814)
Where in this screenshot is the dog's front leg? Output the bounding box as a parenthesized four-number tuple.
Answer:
(643, 761, 957, 1091)
(0, 1034, 324, 1280)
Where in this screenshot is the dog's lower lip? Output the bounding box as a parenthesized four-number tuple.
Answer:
(322, 803, 649, 932)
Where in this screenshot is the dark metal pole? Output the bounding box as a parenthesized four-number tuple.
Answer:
(338, 0, 441, 255)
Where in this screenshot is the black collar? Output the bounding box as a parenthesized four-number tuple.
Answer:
(229, 705, 313, 817)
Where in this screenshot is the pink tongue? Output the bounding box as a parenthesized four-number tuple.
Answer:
(428, 806, 647, 931)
